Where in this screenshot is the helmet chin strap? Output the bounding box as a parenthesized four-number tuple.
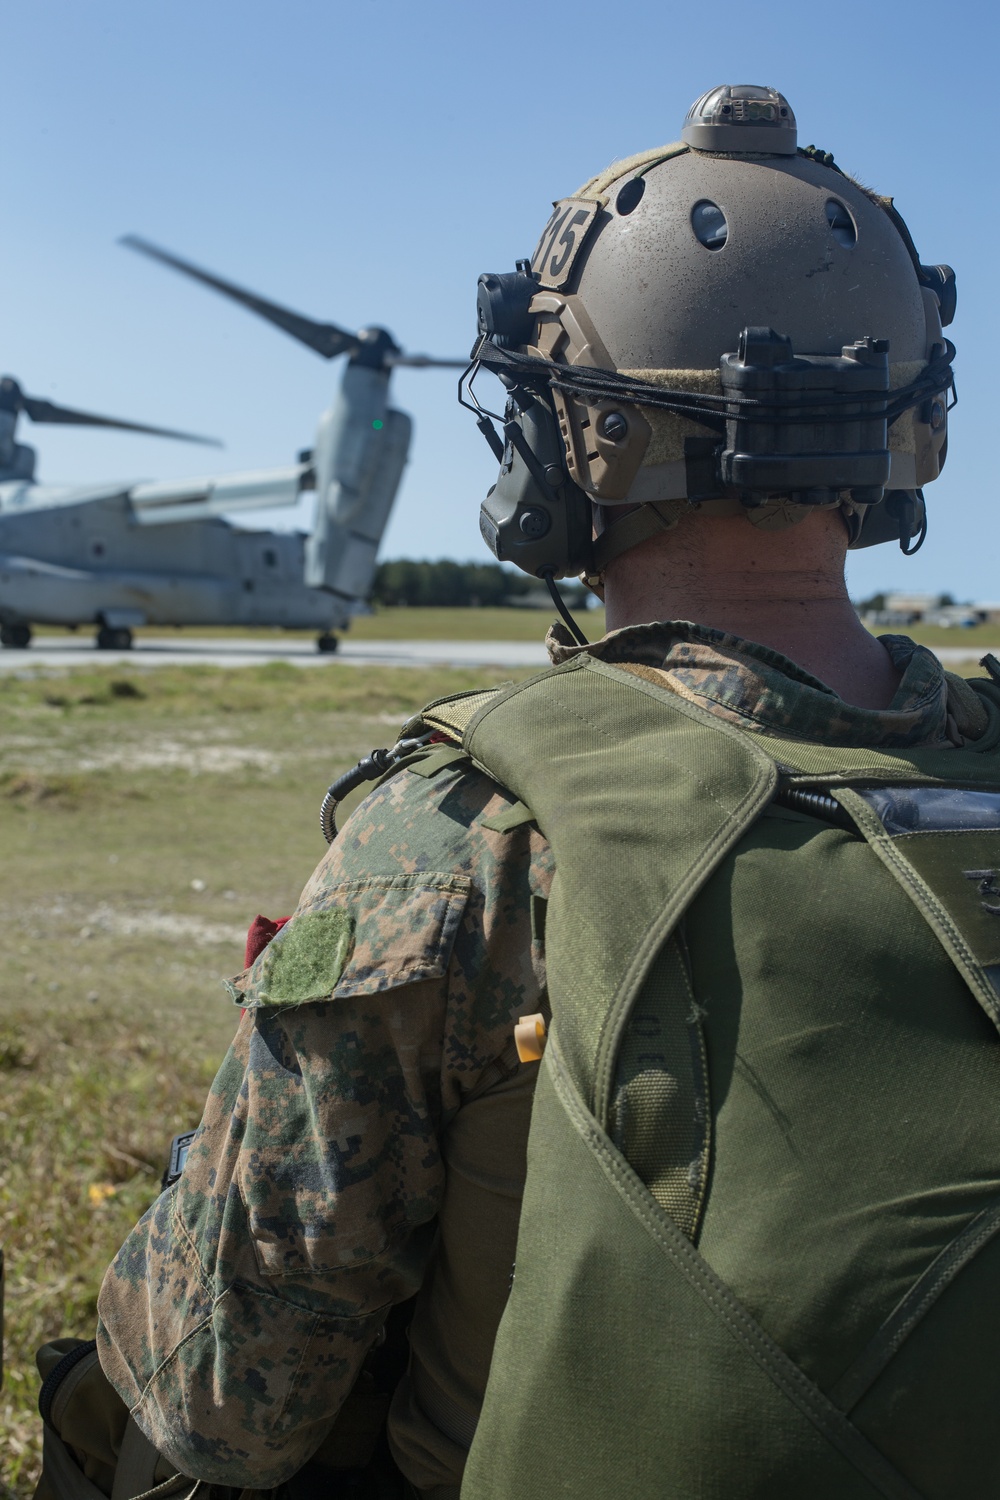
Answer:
(591, 501, 688, 574)
(589, 482, 927, 579)
(540, 501, 686, 643)
(583, 483, 928, 621)
(590, 489, 836, 576)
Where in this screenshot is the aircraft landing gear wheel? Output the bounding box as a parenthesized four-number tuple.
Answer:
(0, 623, 32, 648)
(97, 626, 133, 650)
(317, 633, 339, 654)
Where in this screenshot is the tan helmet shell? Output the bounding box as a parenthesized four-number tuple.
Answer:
(577, 154, 928, 369)
(525, 110, 949, 514)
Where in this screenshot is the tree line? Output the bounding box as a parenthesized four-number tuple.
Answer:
(372, 559, 591, 609)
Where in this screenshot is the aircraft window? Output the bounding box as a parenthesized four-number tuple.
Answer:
(263, 549, 278, 568)
(92, 541, 105, 557)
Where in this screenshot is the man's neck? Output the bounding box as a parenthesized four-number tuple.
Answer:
(601, 513, 902, 710)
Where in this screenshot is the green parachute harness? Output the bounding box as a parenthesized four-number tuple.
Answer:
(402, 654, 1000, 1500)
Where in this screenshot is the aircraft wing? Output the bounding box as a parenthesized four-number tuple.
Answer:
(129, 464, 311, 525)
(0, 480, 138, 514)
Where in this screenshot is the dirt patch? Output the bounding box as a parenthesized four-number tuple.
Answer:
(75, 739, 285, 775)
(83, 902, 247, 947)
(2, 772, 84, 806)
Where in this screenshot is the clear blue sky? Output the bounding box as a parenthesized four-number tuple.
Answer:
(3, 0, 996, 602)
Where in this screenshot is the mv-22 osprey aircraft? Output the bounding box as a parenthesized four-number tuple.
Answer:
(0, 238, 463, 650)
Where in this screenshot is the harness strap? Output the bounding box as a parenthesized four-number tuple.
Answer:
(608, 933, 710, 1239)
(462, 655, 778, 1120)
(39, 1423, 112, 1500)
(111, 1419, 190, 1500)
(420, 687, 504, 741)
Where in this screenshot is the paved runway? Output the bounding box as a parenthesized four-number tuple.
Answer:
(0, 633, 552, 671)
(0, 634, 993, 673)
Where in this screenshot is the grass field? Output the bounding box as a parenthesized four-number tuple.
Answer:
(0, 660, 532, 1494)
(890, 622, 1000, 654)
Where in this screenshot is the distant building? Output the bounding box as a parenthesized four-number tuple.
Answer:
(923, 604, 985, 628)
(884, 592, 941, 617)
(860, 592, 990, 629)
(862, 592, 940, 627)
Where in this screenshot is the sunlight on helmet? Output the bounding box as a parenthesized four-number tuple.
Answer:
(691, 200, 728, 250)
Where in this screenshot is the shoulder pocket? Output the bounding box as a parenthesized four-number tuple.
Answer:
(228, 872, 471, 1009)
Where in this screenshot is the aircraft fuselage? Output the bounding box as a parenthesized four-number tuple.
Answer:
(0, 486, 346, 631)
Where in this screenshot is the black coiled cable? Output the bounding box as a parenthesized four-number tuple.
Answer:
(320, 735, 434, 843)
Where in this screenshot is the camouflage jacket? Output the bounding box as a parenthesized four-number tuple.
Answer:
(97, 621, 973, 1494)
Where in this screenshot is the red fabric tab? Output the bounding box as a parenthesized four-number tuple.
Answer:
(244, 914, 291, 969)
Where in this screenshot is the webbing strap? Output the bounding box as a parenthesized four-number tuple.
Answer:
(592, 500, 686, 574)
(400, 745, 468, 780)
(111, 1420, 191, 1500)
(753, 733, 1000, 785)
(829, 1196, 1000, 1414)
(420, 686, 504, 740)
(608, 933, 710, 1239)
(479, 799, 535, 833)
(463, 655, 777, 1119)
(550, 1040, 926, 1500)
(40, 1423, 112, 1500)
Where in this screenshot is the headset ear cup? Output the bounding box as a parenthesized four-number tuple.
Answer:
(478, 398, 594, 578)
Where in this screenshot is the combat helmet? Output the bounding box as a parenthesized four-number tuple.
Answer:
(463, 84, 956, 592)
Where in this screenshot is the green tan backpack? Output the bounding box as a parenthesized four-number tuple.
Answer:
(416, 654, 1000, 1500)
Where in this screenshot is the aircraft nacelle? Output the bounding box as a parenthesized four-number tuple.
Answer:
(306, 361, 411, 596)
(0, 411, 36, 482)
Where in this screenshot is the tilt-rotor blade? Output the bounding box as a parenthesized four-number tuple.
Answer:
(120, 234, 361, 360)
(386, 353, 469, 369)
(20, 393, 222, 447)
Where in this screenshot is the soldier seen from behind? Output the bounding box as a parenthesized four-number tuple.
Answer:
(39, 84, 1000, 1500)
